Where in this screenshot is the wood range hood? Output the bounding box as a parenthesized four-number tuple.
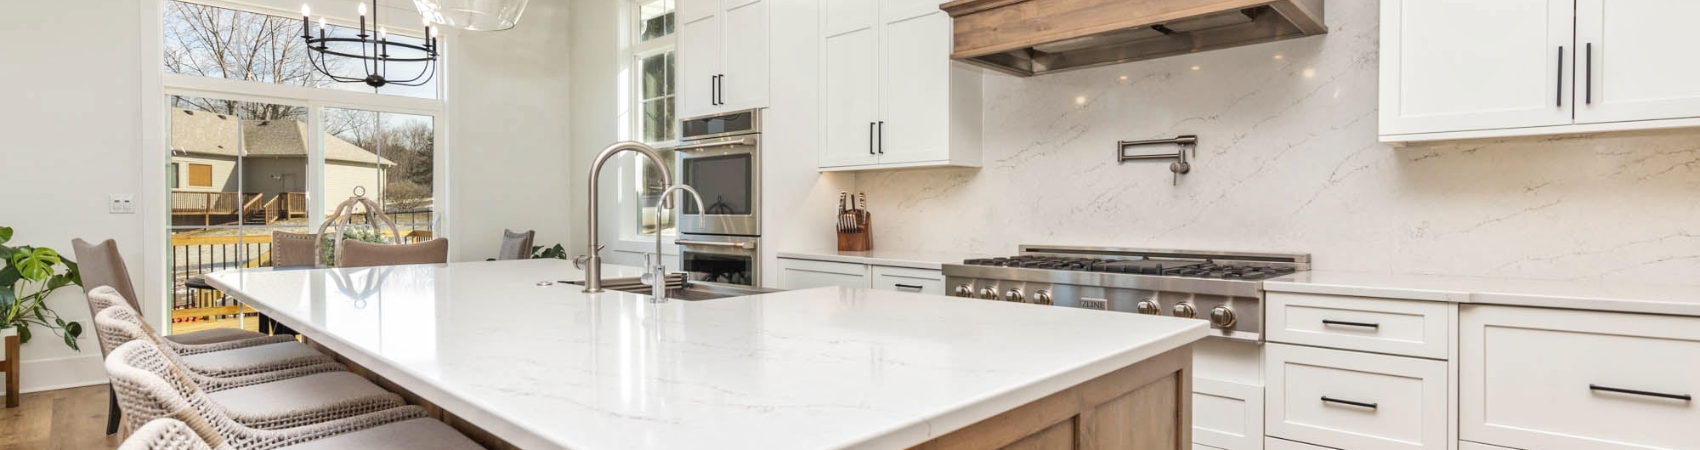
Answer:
(939, 0, 1326, 77)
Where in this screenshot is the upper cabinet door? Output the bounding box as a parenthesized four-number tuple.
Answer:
(880, 0, 942, 23)
(877, 11, 951, 165)
(1379, 0, 1573, 136)
(1574, 0, 1700, 124)
(820, 26, 881, 168)
(677, 0, 717, 27)
(824, 0, 877, 38)
(719, 0, 768, 111)
(678, 14, 724, 119)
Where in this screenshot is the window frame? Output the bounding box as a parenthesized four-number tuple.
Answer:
(140, 0, 452, 332)
(614, 0, 682, 256)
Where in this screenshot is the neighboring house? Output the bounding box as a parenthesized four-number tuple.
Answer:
(169, 108, 395, 224)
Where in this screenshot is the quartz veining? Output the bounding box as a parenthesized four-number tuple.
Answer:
(207, 259, 1207, 450)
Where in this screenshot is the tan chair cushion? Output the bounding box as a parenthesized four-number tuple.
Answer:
(178, 342, 325, 368)
(271, 231, 320, 268)
(163, 328, 271, 346)
(337, 238, 449, 268)
(275, 418, 483, 450)
(206, 372, 395, 418)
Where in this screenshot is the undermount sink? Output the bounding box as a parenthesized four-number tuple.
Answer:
(561, 276, 779, 301)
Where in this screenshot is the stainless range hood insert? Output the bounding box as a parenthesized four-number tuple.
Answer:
(940, 0, 1326, 77)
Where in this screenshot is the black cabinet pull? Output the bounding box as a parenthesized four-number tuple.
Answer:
(1585, 43, 1592, 105)
(1322, 319, 1380, 329)
(1556, 46, 1564, 107)
(877, 121, 885, 154)
(894, 284, 924, 291)
(717, 74, 725, 105)
(1321, 396, 1378, 409)
(869, 122, 876, 155)
(1590, 384, 1692, 402)
(710, 76, 719, 106)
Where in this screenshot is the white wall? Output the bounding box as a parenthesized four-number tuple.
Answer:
(445, 0, 574, 262)
(0, 0, 146, 392)
(852, 0, 1700, 283)
(566, 0, 621, 264)
(0, 0, 574, 391)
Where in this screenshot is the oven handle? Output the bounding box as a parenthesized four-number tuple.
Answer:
(676, 137, 756, 151)
(676, 239, 757, 250)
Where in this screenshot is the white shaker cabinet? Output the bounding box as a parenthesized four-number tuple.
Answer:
(818, 0, 980, 171)
(1573, 0, 1700, 124)
(1379, 0, 1573, 137)
(1381, 0, 1700, 143)
(677, 0, 769, 119)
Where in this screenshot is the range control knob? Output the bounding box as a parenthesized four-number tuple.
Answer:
(1005, 288, 1026, 303)
(1172, 303, 1198, 319)
(1210, 306, 1237, 328)
(1136, 299, 1162, 315)
(979, 287, 1001, 301)
(953, 284, 974, 298)
(1031, 290, 1054, 305)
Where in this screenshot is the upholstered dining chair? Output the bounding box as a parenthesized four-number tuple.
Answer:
(497, 229, 534, 260)
(336, 238, 449, 268)
(106, 340, 484, 450)
(74, 239, 284, 435)
(269, 232, 319, 269)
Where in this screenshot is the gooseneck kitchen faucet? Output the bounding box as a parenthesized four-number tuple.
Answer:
(644, 184, 707, 301)
(582, 141, 674, 293)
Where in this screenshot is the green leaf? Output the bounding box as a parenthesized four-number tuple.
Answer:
(0, 226, 11, 245)
(0, 266, 18, 290)
(65, 321, 80, 338)
(15, 324, 29, 344)
(61, 259, 80, 287)
(10, 247, 61, 281)
(62, 332, 78, 351)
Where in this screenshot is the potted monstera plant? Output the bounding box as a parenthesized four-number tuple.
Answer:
(0, 226, 85, 353)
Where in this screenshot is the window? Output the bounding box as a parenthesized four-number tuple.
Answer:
(158, 0, 445, 336)
(187, 164, 213, 187)
(631, 0, 677, 237)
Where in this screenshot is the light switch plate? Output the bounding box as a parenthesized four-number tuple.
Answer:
(109, 194, 136, 214)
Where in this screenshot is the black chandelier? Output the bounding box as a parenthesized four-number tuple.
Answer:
(300, 1, 439, 88)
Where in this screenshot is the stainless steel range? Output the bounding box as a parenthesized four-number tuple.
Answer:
(942, 246, 1309, 342)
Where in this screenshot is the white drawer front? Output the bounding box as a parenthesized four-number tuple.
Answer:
(1193, 378, 1263, 450)
(869, 265, 944, 295)
(1267, 343, 1448, 450)
(1265, 436, 1332, 450)
(776, 258, 868, 290)
(1462, 305, 1700, 450)
(1267, 292, 1452, 359)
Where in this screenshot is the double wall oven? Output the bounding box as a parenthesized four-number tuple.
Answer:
(675, 109, 762, 286)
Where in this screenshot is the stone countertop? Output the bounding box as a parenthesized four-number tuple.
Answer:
(207, 259, 1208, 450)
(1265, 270, 1700, 317)
(776, 249, 992, 270)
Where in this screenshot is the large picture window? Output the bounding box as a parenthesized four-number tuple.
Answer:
(159, 0, 445, 336)
(632, 0, 677, 237)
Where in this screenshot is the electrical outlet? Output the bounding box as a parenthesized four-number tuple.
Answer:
(109, 194, 136, 214)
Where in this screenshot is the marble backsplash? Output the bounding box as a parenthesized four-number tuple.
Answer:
(850, 0, 1700, 283)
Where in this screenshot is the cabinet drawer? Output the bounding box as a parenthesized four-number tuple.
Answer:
(1267, 343, 1449, 450)
(1462, 305, 1700, 450)
(1267, 292, 1452, 359)
(1193, 378, 1262, 450)
(777, 258, 868, 290)
(869, 265, 944, 295)
(1264, 436, 1333, 450)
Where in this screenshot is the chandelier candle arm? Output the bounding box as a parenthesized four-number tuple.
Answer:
(302, 0, 440, 88)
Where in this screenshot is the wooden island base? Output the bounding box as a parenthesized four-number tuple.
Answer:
(913, 345, 1192, 450)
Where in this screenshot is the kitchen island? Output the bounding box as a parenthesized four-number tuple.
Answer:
(206, 259, 1208, 450)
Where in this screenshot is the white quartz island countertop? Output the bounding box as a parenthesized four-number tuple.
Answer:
(207, 259, 1208, 450)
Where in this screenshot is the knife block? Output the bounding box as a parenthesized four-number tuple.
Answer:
(837, 212, 872, 252)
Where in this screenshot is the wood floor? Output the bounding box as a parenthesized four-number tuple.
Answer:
(0, 385, 120, 450)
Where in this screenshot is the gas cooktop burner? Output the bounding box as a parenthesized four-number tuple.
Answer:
(961, 255, 1297, 280)
(944, 246, 1311, 342)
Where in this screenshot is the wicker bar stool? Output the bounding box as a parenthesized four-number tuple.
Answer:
(119, 418, 227, 450)
(95, 305, 406, 429)
(87, 288, 334, 378)
(106, 340, 484, 450)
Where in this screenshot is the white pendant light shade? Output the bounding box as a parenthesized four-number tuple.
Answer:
(414, 0, 528, 31)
